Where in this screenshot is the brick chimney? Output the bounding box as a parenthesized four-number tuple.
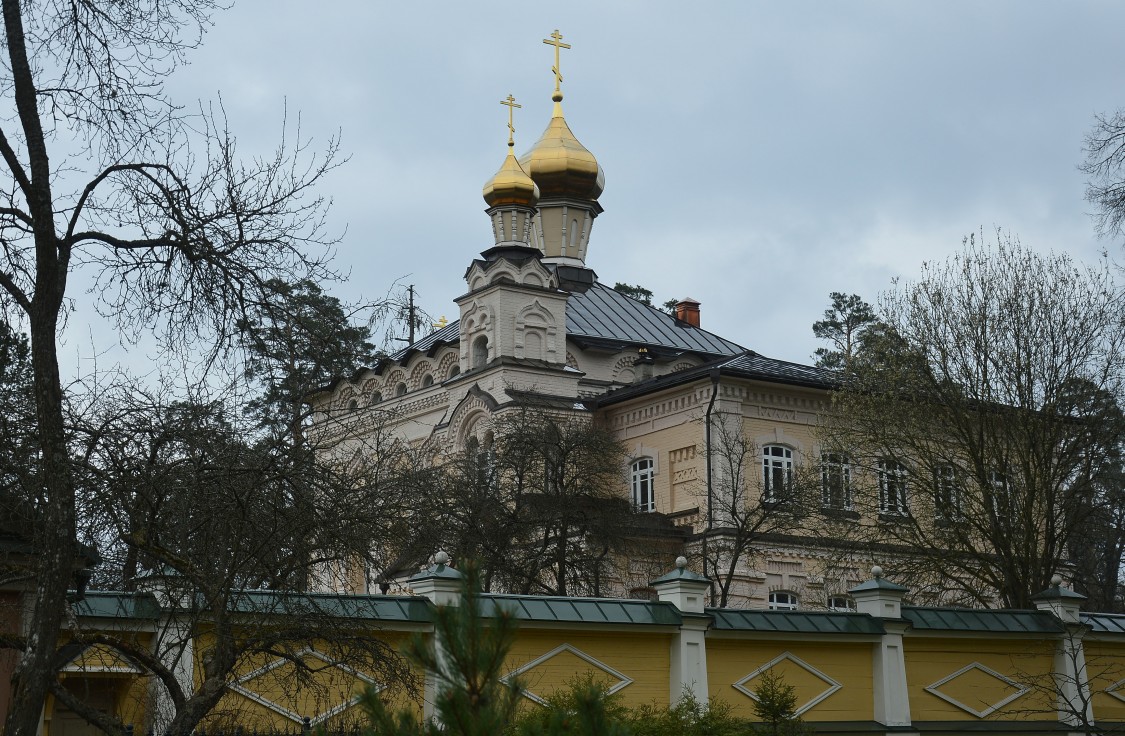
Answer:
(674, 298, 701, 327)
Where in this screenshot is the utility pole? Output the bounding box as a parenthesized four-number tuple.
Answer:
(393, 285, 417, 346)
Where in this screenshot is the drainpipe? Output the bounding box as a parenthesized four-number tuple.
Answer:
(703, 368, 720, 605)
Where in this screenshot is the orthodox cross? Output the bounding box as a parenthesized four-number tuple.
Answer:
(501, 94, 520, 147)
(543, 29, 570, 98)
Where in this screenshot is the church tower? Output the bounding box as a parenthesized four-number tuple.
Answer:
(519, 30, 604, 268)
(457, 91, 569, 373)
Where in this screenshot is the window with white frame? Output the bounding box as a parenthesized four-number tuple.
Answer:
(631, 457, 655, 512)
(821, 452, 852, 510)
(933, 464, 961, 520)
(762, 445, 793, 501)
(768, 591, 799, 610)
(989, 469, 1014, 516)
(827, 595, 856, 612)
(878, 458, 909, 515)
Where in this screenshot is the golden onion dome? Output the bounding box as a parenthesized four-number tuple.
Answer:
(482, 148, 540, 208)
(519, 102, 604, 200)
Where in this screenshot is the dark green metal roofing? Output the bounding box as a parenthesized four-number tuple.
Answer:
(1082, 613, 1125, 635)
(227, 591, 432, 623)
(901, 606, 1063, 634)
(480, 594, 681, 626)
(74, 592, 161, 620)
(707, 609, 884, 635)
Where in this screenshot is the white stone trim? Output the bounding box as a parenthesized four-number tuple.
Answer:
(732, 651, 842, 716)
(502, 643, 633, 706)
(923, 662, 1029, 718)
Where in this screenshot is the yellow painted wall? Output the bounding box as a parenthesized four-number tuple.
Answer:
(903, 637, 1056, 721)
(1084, 641, 1125, 723)
(706, 638, 874, 721)
(199, 631, 420, 731)
(502, 630, 672, 710)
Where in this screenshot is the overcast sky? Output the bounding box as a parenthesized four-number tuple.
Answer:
(144, 1, 1125, 368)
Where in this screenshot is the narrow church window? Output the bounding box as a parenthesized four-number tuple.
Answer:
(370, 391, 382, 405)
(422, 374, 434, 388)
(820, 452, 852, 510)
(347, 399, 358, 410)
(631, 457, 655, 512)
(448, 365, 461, 379)
(395, 382, 407, 397)
(472, 335, 488, 368)
(933, 464, 961, 522)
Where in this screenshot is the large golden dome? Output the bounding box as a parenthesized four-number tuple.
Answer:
(519, 102, 604, 200)
(482, 148, 540, 208)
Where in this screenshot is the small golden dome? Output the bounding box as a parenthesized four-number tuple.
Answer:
(519, 103, 604, 200)
(482, 148, 540, 208)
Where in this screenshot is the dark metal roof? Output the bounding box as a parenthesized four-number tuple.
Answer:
(1082, 613, 1125, 634)
(901, 606, 1064, 634)
(227, 591, 432, 623)
(75, 592, 161, 620)
(392, 320, 461, 361)
(391, 283, 745, 366)
(707, 609, 884, 635)
(565, 283, 744, 356)
(480, 594, 681, 626)
(717, 351, 836, 388)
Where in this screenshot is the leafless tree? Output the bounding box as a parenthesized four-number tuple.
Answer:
(52, 384, 422, 736)
(0, 2, 346, 733)
(823, 232, 1125, 608)
(1083, 109, 1125, 243)
(699, 414, 826, 608)
(433, 402, 642, 598)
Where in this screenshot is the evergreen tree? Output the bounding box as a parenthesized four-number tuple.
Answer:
(751, 671, 812, 736)
(362, 562, 524, 736)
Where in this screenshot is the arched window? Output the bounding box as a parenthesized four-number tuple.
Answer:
(421, 373, 434, 388)
(821, 452, 852, 510)
(347, 398, 358, 411)
(827, 595, 856, 612)
(878, 458, 909, 515)
(631, 457, 655, 512)
(369, 391, 382, 405)
(448, 365, 461, 379)
(472, 335, 488, 368)
(762, 445, 793, 501)
(395, 382, 407, 397)
(768, 591, 799, 610)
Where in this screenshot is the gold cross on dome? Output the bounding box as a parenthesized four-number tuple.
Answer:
(500, 94, 521, 147)
(543, 29, 571, 97)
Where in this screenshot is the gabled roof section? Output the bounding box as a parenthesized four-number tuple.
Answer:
(597, 350, 837, 406)
(707, 609, 884, 635)
(479, 594, 681, 626)
(901, 606, 1064, 634)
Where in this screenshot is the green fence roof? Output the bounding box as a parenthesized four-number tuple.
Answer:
(902, 606, 1064, 634)
(480, 594, 682, 626)
(1082, 613, 1125, 635)
(708, 609, 884, 635)
(74, 592, 161, 620)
